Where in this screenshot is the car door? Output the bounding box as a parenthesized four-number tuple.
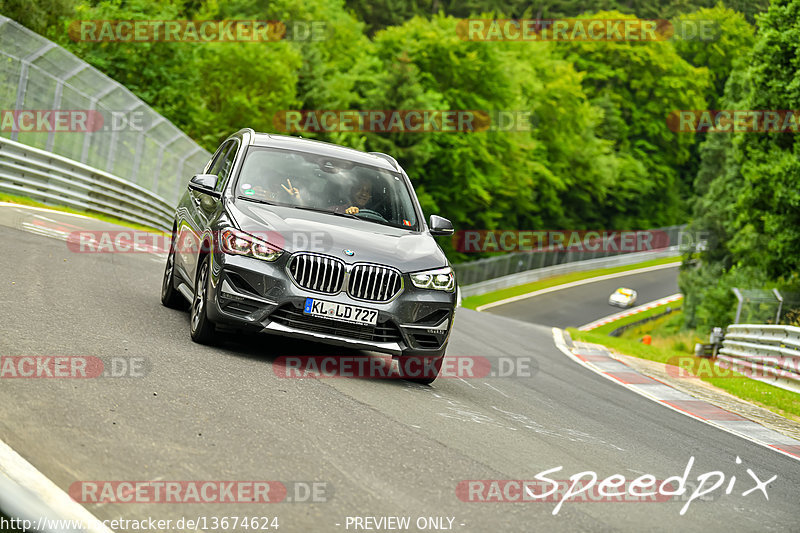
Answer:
(180, 139, 238, 284)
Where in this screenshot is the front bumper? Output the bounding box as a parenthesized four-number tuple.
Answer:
(608, 298, 635, 308)
(206, 252, 456, 357)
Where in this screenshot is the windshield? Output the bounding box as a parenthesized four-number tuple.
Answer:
(234, 146, 419, 230)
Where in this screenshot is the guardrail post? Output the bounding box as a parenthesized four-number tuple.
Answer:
(773, 288, 783, 325)
(732, 287, 743, 324)
(105, 101, 143, 173)
(45, 64, 87, 154)
(80, 82, 118, 165)
(11, 42, 55, 142)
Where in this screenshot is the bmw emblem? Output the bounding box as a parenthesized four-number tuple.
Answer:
(343, 249, 355, 257)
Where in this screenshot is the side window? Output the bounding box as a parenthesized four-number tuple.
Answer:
(206, 141, 230, 175)
(215, 142, 238, 192)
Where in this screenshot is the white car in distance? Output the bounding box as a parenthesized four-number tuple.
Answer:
(608, 287, 637, 308)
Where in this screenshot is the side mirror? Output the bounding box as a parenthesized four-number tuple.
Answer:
(188, 174, 221, 199)
(429, 215, 454, 236)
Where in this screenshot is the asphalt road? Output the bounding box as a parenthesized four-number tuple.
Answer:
(1, 205, 798, 533)
(485, 266, 681, 328)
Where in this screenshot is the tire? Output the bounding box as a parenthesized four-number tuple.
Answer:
(190, 256, 216, 344)
(161, 230, 186, 309)
(405, 354, 444, 385)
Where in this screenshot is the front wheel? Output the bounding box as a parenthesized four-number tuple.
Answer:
(190, 256, 216, 344)
(161, 230, 186, 309)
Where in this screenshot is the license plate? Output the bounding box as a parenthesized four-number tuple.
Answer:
(303, 298, 378, 326)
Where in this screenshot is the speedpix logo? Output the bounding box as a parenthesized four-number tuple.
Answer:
(457, 456, 776, 516)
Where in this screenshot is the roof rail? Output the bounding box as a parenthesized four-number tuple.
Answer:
(369, 152, 399, 169)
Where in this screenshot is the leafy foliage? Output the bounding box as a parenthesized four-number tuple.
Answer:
(343, 0, 770, 34)
(680, 0, 800, 331)
(4, 0, 794, 306)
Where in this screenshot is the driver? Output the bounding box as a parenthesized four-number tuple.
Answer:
(344, 177, 373, 214)
(328, 174, 378, 215)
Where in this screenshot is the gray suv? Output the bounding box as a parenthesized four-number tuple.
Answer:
(161, 129, 456, 383)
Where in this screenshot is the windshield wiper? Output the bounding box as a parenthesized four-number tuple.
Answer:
(294, 205, 414, 229)
(237, 195, 277, 206)
(237, 198, 406, 226)
(291, 204, 360, 220)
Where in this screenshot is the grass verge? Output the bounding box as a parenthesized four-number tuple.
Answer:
(461, 255, 680, 310)
(587, 298, 683, 336)
(0, 191, 165, 234)
(569, 312, 800, 421)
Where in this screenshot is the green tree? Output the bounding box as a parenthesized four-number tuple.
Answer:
(339, 14, 631, 262)
(680, 0, 800, 331)
(556, 11, 711, 226)
(0, 0, 78, 37)
(672, 4, 755, 109)
(343, 0, 769, 35)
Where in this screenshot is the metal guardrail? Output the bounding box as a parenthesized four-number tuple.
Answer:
(718, 324, 800, 394)
(0, 15, 211, 206)
(0, 438, 113, 533)
(459, 246, 681, 298)
(453, 225, 687, 287)
(0, 136, 174, 230)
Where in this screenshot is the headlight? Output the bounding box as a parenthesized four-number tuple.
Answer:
(220, 228, 282, 262)
(410, 266, 455, 292)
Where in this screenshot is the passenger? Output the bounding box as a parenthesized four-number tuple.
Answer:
(241, 177, 302, 204)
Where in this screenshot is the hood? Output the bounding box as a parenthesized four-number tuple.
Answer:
(227, 200, 448, 273)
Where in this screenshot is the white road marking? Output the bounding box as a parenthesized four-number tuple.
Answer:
(1, 202, 96, 220)
(552, 327, 800, 463)
(457, 377, 477, 389)
(0, 437, 114, 533)
(476, 261, 681, 311)
(33, 213, 82, 228)
(21, 222, 69, 240)
(578, 293, 683, 331)
(4, 204, 167, 262)
(483, 382, 510, 398)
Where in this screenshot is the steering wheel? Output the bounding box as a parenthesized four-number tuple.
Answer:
(354, 208, 387, 221)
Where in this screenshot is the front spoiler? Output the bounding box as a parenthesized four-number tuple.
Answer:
(262, 321, 403, 356)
